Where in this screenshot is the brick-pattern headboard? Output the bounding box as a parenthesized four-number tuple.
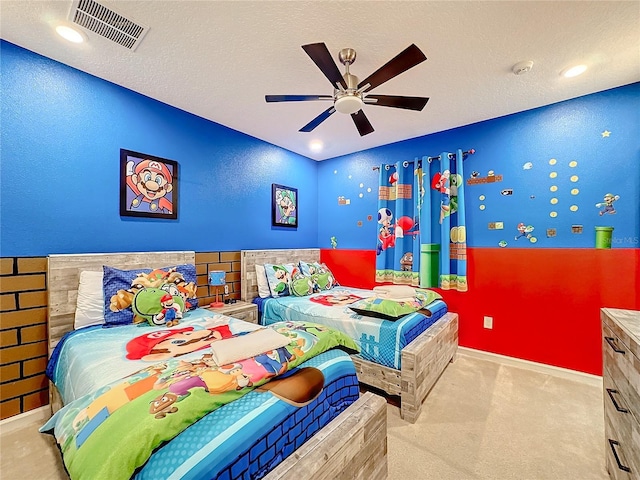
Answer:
(240, 249, 320, 302)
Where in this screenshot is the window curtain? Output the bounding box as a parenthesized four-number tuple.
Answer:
(375, 161, 422, 286)
(419, 149, 468, 291)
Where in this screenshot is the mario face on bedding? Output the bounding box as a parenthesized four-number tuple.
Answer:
(125, 326, 233, 362)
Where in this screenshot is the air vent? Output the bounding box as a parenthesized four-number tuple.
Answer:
(69, 0, 149, 50)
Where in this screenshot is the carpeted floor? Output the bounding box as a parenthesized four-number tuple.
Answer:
(0, 352, 608, 480)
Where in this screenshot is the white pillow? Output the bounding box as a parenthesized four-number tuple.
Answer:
(208, 328, 292, 366)
(74, 270, 105, 329)
(255, 264, 271, 298)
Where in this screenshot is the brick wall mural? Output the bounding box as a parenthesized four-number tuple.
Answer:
(0, 251, 242, 420)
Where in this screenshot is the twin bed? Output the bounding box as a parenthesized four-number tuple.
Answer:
(45, 251, 387, 480)
(240, 249, 459, 424)
(44, 248, 458, 479)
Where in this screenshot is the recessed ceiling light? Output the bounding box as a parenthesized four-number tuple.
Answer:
(55, 25, 86, 44)
(561, 65, 587, 78)
(309, 140, 323, 152)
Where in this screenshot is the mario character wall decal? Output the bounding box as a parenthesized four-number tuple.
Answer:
(595, 193, 619, 216)
(120, 149, 178, 220)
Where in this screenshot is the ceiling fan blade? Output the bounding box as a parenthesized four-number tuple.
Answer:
(351, 110, 375, 136)
(302, 43, 348, 89)
(266, 95, 333, 102)
(364, 95, 429, 111)
(357, 44, 427, 92)
(299, 107, 336, 132)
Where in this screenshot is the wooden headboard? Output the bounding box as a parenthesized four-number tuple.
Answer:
(240, 249, 320, 302)
(47, 251, 195, 354)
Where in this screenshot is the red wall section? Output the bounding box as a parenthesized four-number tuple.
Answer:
(320, 247, 639, 376)
(320, 249, 377, 289)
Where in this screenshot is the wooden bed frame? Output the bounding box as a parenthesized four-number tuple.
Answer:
(46, 251, 388, 480)
(241, 248, 459, 424)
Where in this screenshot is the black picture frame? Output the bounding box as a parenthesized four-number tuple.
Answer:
(120, 149, 178, 220)
(272, 183, 298, 228)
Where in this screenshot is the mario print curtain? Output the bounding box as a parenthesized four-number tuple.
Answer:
(419, 150, 468, 291)
(375, 161, 421, 285)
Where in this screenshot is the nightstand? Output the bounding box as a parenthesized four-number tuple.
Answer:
(203, 300, 258, 324)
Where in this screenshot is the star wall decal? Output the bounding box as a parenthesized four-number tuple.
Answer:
(602, 130, 611, 137)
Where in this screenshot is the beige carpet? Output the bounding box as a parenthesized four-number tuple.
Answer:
(0, 353, 608, 480)
(385, 353, 608, 480)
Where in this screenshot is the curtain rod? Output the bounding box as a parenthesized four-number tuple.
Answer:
(372, 149, 475, 170)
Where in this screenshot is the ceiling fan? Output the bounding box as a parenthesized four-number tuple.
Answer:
(265, 43, 429, 136)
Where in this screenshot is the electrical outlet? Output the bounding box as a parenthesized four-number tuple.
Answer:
(224, 285, 229, 295)
(483, 316, 493, 329)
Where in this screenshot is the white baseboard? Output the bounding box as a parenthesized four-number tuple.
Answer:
(458, 347, 602, 387)
(0, 405, 51, 435)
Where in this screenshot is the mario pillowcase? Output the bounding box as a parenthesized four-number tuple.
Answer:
(103, 264, 198, 327)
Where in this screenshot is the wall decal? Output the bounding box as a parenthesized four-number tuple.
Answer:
(596, 193, 619, 215)
(120, 149, 178, 220)
(602, 130, 611, 138)
(523, 162, 533, 170)
(547, 228, 557, 237)
(337, 196, 350, 205)
(501, 189, 513, 196)
(467, 171, 503, 185)
(367, 215, 373, 221)
(515, 223, 536, 242)
(572, 225, 584, 234)
(498, 240, 507, 247)
(488, 222, 504, 230)
(330, 236, 337, 249)
(357, 221, 363, 227)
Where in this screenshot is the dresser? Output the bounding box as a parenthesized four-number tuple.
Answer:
(602, 308, 640, 480)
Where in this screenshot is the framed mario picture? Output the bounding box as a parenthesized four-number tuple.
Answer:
(120, 149, 178, 219)
(272, 183, 298, 228)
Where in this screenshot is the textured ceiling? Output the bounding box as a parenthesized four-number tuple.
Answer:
(1, 1, 639, 160)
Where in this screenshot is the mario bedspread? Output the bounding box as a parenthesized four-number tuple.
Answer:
(42, 310, 359, 480)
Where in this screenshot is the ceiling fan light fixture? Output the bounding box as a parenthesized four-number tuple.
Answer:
(334, 94, 364, 114)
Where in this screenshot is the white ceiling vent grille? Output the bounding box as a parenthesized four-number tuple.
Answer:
(69, 0, 149, 50)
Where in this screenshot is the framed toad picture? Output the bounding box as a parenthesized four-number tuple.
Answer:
(120, 149, 178, 219)
(272, 183, 298, 228)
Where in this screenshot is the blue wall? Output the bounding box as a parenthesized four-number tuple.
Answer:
(0, 41, 318, 256)
(2, 40, 638, 257)
(318, 83, 640, 250)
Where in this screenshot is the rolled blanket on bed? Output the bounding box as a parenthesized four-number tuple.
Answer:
(373, 285, 416, 299)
